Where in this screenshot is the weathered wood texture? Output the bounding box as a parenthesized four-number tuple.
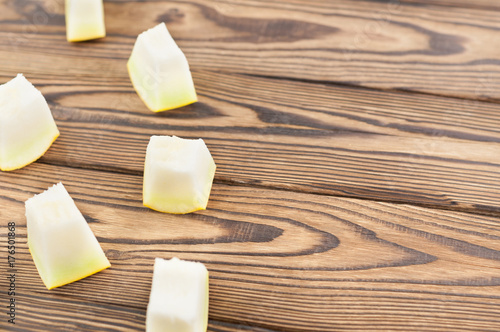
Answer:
(1, 163, 500, 331)
(3, 0, 500, 100)
(1, 0, 500, 331)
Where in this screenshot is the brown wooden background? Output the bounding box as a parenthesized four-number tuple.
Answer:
(1, 0, 500, 330)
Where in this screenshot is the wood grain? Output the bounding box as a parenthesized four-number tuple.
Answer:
(2, 0, 500, 331)
(1, 163, 500, 331)
(2, 0, 500, 100)
(397, 0, 500, 11)
(16, 70, 500, 216)
(2, 293, 263, 332)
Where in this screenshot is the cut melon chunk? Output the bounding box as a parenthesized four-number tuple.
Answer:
(0, 74, 59, 171)
(127, 22, 197, 112)
(146, 257, 209, 332)
(25, 183, 110, 290)
(65, 0, 106, 42)
(143, 135, 216, 214)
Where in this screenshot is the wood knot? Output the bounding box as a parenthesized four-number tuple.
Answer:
(157, 8, 185, 24)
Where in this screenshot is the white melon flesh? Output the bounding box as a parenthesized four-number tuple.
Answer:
(143, 135, 216, 214)
(127, 22, 197, 112)
(25, 183, 110, 290)
(146, 257, 209, 332)
(0, 74, 59, 171)
(65, 0, 106, 42)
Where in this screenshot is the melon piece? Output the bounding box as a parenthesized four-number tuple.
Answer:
(127, 22, 197, 112)
(143, 135, 216, 214)
(0, 74, 59, 171)
(25, 183, 110, 290)
(146, 257, 209, 332)
(65, 0, 106, 42)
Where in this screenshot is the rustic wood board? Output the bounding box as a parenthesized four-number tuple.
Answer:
(4, 0, 500, 100)
(1, 0, 500, 331)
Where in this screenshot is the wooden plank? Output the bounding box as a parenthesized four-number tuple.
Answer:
(13, 70, 500, 215)
(397, 0, 500, 11)
(1, 163, 500, 331)
(2, 293, 267, 332)
(2, 0, 500, 100)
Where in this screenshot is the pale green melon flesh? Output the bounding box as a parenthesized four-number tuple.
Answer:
(0, 74, 59, 171)
(25, 183, 110, 290)
(146, 257, 209, 332)
(127, 22, 197, 112)
(143, 135, 216, 214)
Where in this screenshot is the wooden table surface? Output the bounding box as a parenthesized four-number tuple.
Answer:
(2, 0, 500, 331)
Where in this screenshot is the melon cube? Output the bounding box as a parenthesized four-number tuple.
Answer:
(25, 183, 110, 289)
(0, 74, 59, 171)
(65, 0, 106, 42)
(127, 22, 197, 112)
(143, 136, 216, 214)
(146, 257, 209, 332)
